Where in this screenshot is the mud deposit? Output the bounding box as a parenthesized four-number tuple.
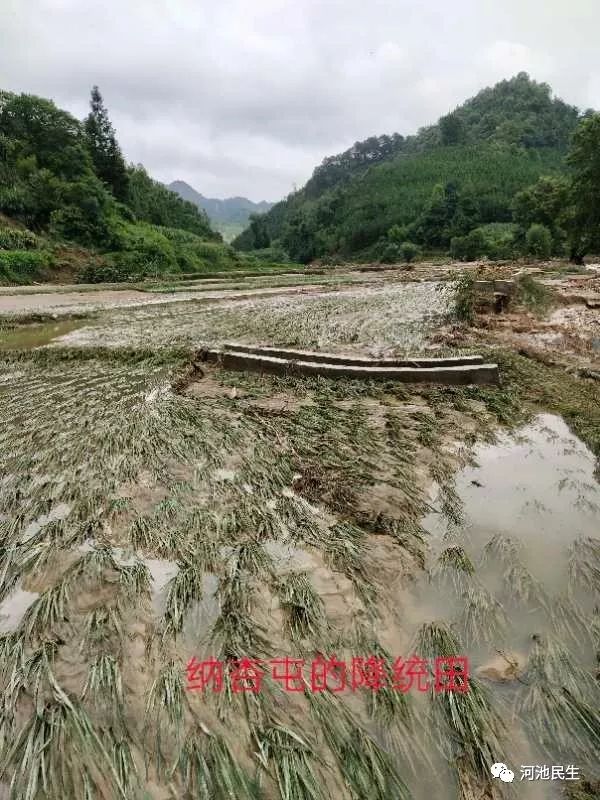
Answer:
(1, 265, 599, 800)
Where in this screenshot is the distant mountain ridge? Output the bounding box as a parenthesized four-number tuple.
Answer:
(168, 180, 274, 226)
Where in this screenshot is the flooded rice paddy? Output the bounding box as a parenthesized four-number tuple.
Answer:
(54, 281, 454, 354)
(404, 413, 600, 798)
(0, 274, 598, 799)
(0, 319, 85, 351)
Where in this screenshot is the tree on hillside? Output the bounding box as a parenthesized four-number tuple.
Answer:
(0, 91, 116, 236)
(566, 113, 600, 263)
(0, 91, 91, 181)
(440, 112, 467, 145)
(416, 182, 478, 247)
(525, 224, 552, 259)
(415, 184, 449, 247)
(84, 86, 129, 201)
(249, 214, 270, 249)
(513, 175, 570, 253)
(127, 165, 218, 240)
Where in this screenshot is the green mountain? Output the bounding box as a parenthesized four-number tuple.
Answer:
(0, 89, 245, 284)
(233, 73, 584, 262)
(168, 180, 273, 241)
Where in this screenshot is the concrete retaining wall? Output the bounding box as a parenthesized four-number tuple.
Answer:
(199, 348, 499, 386)
(221, 342, 484, 368)
(475, 280, 516, 295)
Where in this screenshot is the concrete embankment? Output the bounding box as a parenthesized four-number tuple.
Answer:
(199, 346, 499, 385)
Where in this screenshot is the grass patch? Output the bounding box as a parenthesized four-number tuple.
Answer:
(514, 273, 553, 313)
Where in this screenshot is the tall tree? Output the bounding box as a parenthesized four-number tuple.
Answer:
(566, 113, 600, 263)
(84, 86, 129, 201)
(512, 175, 570, 253)
(248, 213, 270, 249)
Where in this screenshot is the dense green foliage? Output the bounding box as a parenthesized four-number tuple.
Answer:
(566, 113, 600, 262)
(450, 223, 518, 262)
(0, 224, 39, 249)
(437, 74, 579, 150)
(235, 74, 588, 263)
(511, 113, 600, 262)
(127, 166, 218, 239)
(525, 223, 552, 258)
(512, 175, 571, 254)
(79, 222, 242, 282)
(0, 87, 237, 283)
(0, 249, 53, 283)
(252, 144, 562, 262)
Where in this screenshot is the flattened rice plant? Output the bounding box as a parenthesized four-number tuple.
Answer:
(11, 640, 60, 709)
(568, 536, 600, 595)
(255, 724, 324, 800)
(460, 583, 508, 646)
(307, 691, 411, 800)
(480, 533, 522, 568)
(118, 558, 151, 601)
(163, 560, 205, 638)
(323, 523, 374, 607)
(432, 546, 475, 594)
(210, 579, 269, 665)
(82, 654, 125, 729)
(226, 540, 273, 578)
(129, 514, 168, 555)
(171, 724, 261, 800)
(416, 622, 508, 784)
(110, 734, 140, 799)
(278, 572, 326, 644)
(20, 576, 71, 641)
(550, 594, 595, 648)
(519, 636, 600, 764)
(524, 634, 600, 704)
(0, 688, 126, 800)
(145, 660, 186, 774)
(348, 626, 427, 769)
(503, 563, 549, 612)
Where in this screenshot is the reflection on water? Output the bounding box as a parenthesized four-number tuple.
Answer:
(0, 585, 39, 633)
(404, 414, 600, 800)
(0, 319, 84, 351)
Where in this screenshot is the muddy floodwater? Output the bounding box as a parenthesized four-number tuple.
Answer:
(425, 412, 599, 558)
(0, 319, 85, 350)
(405, 413, 600, 799)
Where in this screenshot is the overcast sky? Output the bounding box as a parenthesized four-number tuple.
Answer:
(2, 0, 599, 202)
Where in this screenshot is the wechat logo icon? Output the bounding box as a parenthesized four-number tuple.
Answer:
(491, 763, 515, 783)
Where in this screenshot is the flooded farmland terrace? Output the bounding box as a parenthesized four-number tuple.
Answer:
(45, 279, 455, 354)
(0, 271, 599, 800)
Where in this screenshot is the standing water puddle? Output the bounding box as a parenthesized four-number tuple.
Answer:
(425, 412, 599, 580)
(0, 319, 84, 351)
(404, 414, 600, 799)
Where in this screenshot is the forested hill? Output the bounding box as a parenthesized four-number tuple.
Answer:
(0, 88, 246, 284)
(233, 73, 588, 262)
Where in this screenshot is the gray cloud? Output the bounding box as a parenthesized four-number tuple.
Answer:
(1, 0, 599, 200)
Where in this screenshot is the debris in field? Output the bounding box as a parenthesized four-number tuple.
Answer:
(476, 652, 525, 683)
